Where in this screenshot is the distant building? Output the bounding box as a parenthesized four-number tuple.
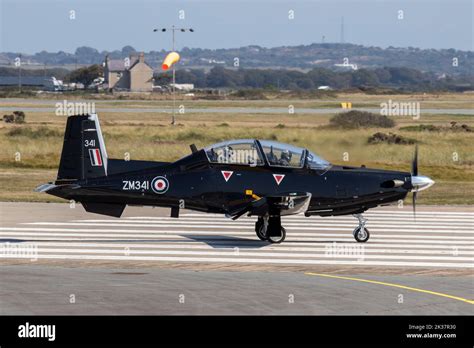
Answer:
(104, 52, 153, 92)
(0, 76, 69, 91)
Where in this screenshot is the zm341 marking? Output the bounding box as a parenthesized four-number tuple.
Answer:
(122, 180, 149, 191)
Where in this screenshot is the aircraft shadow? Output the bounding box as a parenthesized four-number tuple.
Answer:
(0, 238, 27, 243)
(181, 235, 270, 249)
(169, 236, 347, 247)
(0, 237, 270, 247)
(0, 238, 348, 246)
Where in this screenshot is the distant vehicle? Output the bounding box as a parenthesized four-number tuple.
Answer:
(43, 76, 64, 91)
(87, 77, 105, 90)
(152, 85, 165, 92)
(65, 82, 85, 90)
(170, 83, 194, 92)
(36, 114, 434, 244)
(317, 86, 333, 90)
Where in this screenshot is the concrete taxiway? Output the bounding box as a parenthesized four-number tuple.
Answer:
(0, 202, 473, 314)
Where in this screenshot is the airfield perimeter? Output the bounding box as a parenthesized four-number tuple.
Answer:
(1, 202, 473, 315)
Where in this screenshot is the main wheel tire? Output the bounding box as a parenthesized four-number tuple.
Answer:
(255, 219, 267, 241)
(353, 227, 370, 243)
(267, 226, 286, 244)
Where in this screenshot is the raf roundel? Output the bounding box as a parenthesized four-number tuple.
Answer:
(151, 176, 169, 194)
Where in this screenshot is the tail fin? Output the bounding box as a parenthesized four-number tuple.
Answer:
(57, 114, 108, 181)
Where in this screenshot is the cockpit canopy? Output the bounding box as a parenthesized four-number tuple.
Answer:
(204, 139, 330, 170)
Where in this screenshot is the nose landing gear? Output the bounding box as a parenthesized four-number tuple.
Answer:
(255, 215, 286, 243)
(353, 214, 370, 242)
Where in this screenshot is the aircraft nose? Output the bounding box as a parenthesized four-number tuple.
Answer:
(411, 175, 435, 192)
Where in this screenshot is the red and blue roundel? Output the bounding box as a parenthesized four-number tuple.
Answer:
(151, 176, 169, 194)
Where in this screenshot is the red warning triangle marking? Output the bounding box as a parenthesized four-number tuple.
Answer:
(221, 171, 233, 182)
(273, 174, 285, 185)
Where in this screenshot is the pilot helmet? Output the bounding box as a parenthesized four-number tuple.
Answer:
(281, 149, 292, 161)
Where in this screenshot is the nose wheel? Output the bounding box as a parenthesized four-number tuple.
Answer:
(353, 214, 370, 243)
(255, 216, 286, 243)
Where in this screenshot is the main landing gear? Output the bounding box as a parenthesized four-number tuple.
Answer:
(255, 215, 286, 243)
(353, 214, 370, 243)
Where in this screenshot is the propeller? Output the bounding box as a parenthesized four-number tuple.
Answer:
(411, 145, 418, 220)
(412, 144, 418, 177)
(407, 145, 434, 221)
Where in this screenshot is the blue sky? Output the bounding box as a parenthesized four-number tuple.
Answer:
(0, 0, 472, 53)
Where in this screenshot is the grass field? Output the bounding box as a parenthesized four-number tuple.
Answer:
(0, 93, 473, 204)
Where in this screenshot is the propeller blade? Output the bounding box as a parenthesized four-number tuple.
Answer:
(412, 191, 417, 221)
(412, 145, 418, 177)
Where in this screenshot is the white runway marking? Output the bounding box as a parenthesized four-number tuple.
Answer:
(1, 210, 473, 268)
(18, 222, 474, 233)
(1, 227, 473, 242)
(62, 220, 474, 231)
(8, 241, 474, 251)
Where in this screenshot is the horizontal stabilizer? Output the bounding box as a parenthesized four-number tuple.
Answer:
(34, 183, 81, 193)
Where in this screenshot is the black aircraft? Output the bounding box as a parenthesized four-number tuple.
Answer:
(36, 114, 434, 243)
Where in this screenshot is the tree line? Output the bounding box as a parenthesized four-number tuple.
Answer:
(3, 43, 473, 75)
(1, 64, 471, 92)
(155, 66, 473, 92)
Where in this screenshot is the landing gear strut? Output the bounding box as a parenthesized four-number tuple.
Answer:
(255, 215, 286, 243)
(353, 214, 370, 243)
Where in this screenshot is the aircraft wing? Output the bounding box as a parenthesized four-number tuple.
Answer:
(228, 192, 312, 220)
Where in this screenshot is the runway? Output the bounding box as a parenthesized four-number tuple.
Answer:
(0, 202, 473, 314)
(1, 204, 473, 268)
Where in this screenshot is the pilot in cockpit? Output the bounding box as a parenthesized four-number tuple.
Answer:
(280, 149, 292, 166)
(266, 146, 279, 165)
